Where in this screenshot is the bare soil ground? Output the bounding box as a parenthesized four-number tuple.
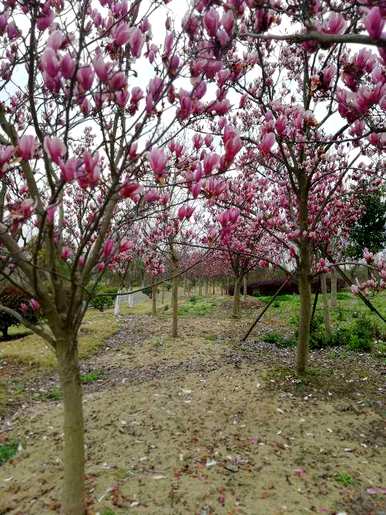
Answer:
(0, 299, 385, 515)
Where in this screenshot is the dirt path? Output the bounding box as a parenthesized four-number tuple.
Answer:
(0, 314, 385, 514)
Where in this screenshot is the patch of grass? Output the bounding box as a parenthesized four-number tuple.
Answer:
(45, 387, 62, 401)
(0, 441, 18, 465)
(100, 509, 117, 515)
(178, 296, 217, 316)
(335, 472, 354, 487)
(337, 292, 351, 300)
(80, 369, 104, 383)
(0, 310, 119, 368)
(256, 294, 297, 304)
(262, 332, 296, 348)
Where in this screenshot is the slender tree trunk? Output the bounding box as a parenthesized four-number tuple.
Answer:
(161, 285, 165, 304)
(198, 280, 203, 296)
(171, 259, 178, 337)
(212, 281, 216, 295)
(232, 277, 241, 318)
(56, 341, 85, 515)
(321, 273, 331, 336)
(205, 278, 209, 297)
(243, 274, 248, 301)
(151, 282, 157, 316)
(296, 182, 312, 374)
(330, 268, 337, 308)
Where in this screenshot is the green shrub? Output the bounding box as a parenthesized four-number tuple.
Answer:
(263, 332, 296, 348)
(347, 315, 374, 352)
(263, 332, 282, 344)
(0, 441, 18, 465)
(90, 286, 118, 311)
(309, 313, 375, 351)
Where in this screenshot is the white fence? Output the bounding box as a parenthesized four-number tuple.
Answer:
(114, 290, 149, 316)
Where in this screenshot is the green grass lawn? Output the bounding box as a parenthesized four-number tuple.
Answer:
(0, 309, 119, 368)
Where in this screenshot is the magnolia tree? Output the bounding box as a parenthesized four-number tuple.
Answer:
(1, 0, 385, 512)
(184, 0, 385, 373)
(139, 188, 198, 336)
(209, 185, 269, 317)
(0, 0, 244, 511)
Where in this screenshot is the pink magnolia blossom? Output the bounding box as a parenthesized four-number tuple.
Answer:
(60, 54, 75, 79)
(260, 132, 276, 155)
(128, 27, 144, 58)
(190, 181, 202, 199)
(44, 136, 66, 164)
(18, 135, 36, 160)
(149, 147, 168, 179)
(224, 135, 242, 162)
(321, 13, 346, 35)
(103, 239, 114, 259)
(77, 66, 94, 91)
(77, 151, 100, 188)
(40, 48, 60, 78)
(20, 303, 29, 315)
(203, 153, 220, 175)
(60, 158, 78, 182)
(119, 239, 134, 254)
(120, 181, 141, 199)
(96, 262, 105, 273)
(37, 9, 54, 31)
(222, 11, 234, 34)
(144, 189, 160, 203)
(204, 8, 220, 37)
(177, 205, 195, 220)
(47, 30, 65, 51)
(112, 22, 130, 46)
(29, 299, 40, 311)
(109, 71, 127, 91)
(93, 55, 112, 82)
(364, 7, 385, 39)
(61, 247, 72, 260)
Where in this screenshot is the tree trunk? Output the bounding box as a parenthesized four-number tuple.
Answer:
(198, 281, 203, 297)
(330, 268, 337, 308)
(232, 277, 241, 318)
(205, 278, 209, 297)
(161, 285, 165, 304)
(56, 342, 85, 515)
(243, 274, 248, 301)
(212, 281, 216, 295)
(297, 245, 312, 374)
(321, 273, 331, 336)
(2, 326, 8, 339)
(296, 180, 312, 375)
(171, 260, 178, 338)
(151, 283, 157, 316)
